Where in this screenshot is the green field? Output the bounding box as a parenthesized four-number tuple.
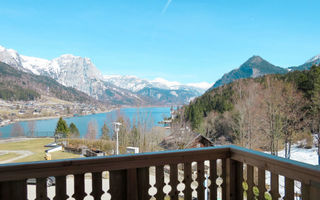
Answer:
(0, 138, 80, 163)
(0, 152, 20, 162)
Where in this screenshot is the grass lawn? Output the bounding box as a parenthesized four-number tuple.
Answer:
(0, 152, 20, 162)
(0, 138, 80, 163)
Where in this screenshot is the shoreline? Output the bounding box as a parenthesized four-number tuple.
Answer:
(0, 105, 173, 127)
(1, 108, 117, 127)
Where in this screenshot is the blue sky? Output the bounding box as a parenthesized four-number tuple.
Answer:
(0, 0, 319, 84)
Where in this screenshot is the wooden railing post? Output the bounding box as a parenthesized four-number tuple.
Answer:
(169, 164, 179, 200)
(221, 159, 227, 200)
(209, 160, 217, 200)
(137, 167, 149, 200)
(184, 162, 192, 200)
(226, 159, 242, 200)
(36, 178, 50, 200)
(196, 162, 205, 200)
(110, 170, 127, 200)
(54, 176, 68, 200)
(91, 172, 104, 200)
(73, 174, 86, 200)
(247, 165, 254, 200)
(284, 177, 294, 200)
(0, 180, 27, 200)
(302, 181, 320, 200)
(126, 168, 138, 200)
(155, 165, 166, 200)
(111, 168, 149, 200)
(309, 181, 320, 200)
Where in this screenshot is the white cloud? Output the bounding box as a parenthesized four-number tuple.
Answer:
(152, 77, 213, 90)
(152, 77, 180, 87)
(186, 82, 213, 90)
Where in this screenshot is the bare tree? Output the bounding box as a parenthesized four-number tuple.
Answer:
(85, 120, 98, 140)
(262, 77, 284, 155)
(28, 120, 36, 138)
(280, 82, 306, 158)
(10, 123, 24, 137)
(232, 79, 266, 149)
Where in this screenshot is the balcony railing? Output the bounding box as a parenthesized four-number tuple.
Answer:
(0, 145, 319, 200)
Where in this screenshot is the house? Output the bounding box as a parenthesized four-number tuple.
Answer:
(18, 110, 26, 115)
(126, 146, 139, 154)
(33, 109, 41, 115)
(159, 131, 213, 150)
(184, 134, 214, 148)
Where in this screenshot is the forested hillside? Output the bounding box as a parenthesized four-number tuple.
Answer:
(178, 65, 320, 155)
(0, 61, 98, 103)
(211, 56, 288, 89)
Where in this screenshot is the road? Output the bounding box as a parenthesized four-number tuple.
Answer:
(0, 150, 33, 164)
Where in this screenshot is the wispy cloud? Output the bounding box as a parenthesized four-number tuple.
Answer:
(161, 0, 172, 14)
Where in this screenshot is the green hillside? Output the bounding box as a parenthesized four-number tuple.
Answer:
(178, 65, 320, 152)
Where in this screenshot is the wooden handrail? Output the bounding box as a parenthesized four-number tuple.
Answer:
(0, 145, 319, 199)
(0, 146, 229, 182)
(0, 145, 319, 183)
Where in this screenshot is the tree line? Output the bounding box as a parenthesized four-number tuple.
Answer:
(179, 65, 320, 158)
(54, 110, 166, 153)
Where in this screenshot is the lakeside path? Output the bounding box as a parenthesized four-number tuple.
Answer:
(0, 150, 33, 164)
(0, 138, 35, 164)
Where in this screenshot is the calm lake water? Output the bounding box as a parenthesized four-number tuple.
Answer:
(0, 107, 171, 138)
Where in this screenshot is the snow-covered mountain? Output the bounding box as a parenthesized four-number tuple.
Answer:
(0, 46, 111, 100)
(0, 45, 208, 105)
(289, 54, 320, 71)
(103, 75, 210, 94)
(103, 75, 210, 104)
(103, 75, 152, 92)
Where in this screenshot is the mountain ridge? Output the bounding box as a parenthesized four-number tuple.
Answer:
(0, 45, 206, 105)
(0, 61, 97, 103)
(211, 56, 289, 89)
(289, 54, 320, 71)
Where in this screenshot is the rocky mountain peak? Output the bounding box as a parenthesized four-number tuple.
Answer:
(246, 55, 263, 64)
(211, 55, 288, 89)
(0, 45, 206, 105)
(289, 54, 320, 71)
(306, 54, 320, 64)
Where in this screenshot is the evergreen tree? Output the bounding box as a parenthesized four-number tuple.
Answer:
(101, 122, 110, 140)
(130, 124, 140, 147)
(69, 123, 80, 138)
(55, 117, 69, 138)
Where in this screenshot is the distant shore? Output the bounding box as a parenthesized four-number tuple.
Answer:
(1, 108, 116, 127)
(0, 105, 173, 128)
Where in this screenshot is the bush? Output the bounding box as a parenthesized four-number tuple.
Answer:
(65, 138, 115, 154)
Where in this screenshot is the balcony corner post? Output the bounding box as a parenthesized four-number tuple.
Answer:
(226, 158, 242, 200)
(309, 181, 320, 200)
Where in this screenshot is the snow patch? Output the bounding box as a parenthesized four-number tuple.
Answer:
(170, 91, 178, 97)
(277, 145, 318, 165)
(151, 77, 181, 88)
(306, 54, 320, 64)
(186, 82, 213, 90)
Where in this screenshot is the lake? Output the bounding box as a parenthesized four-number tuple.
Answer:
(0, 107, 171, 138)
